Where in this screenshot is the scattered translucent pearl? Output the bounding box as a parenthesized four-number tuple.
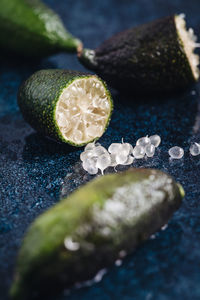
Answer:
(189, 142, 200, 156)
(132, 145, 145, 159)
(80, 150, 94, 162)
(121, 143, 133, 156)
(123, 155, 134, 165)
(136, 136, 150, 147)
(109, 154, 118, 167)
(93, 146, 108, 156)
(115, 154, 128, 165)
(84, 142, 95, 151)
(96, 153, 111, 174)
(108, 143, 122, 154)
(82, 158, 98, 175)
(168, 146, 184, 159)
(145, 144, 155, 157)
(149, 135, 161, 147)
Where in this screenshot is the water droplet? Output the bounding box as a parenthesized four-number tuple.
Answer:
(115, 259, 122, 266)
(168, 146, 184, 159)
(93, 269, 107, 283)
(64, 237, 80, 251)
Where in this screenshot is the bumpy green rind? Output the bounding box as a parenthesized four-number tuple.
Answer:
(0, 0, 82, 57)
(18, 69, 113, 147)
(78, 15, 197, 94)
(10, 168, 184, 299)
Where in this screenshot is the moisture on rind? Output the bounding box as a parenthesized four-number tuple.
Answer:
(78, 15, 199, 94)
(17, 69, 113, 147)
(10, 168, 184, 300)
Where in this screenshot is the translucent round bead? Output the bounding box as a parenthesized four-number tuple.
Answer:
(149, 135, 161, 147)
(96, 153, 111, 174)
(145, 144, 155, 157)
(168, 146, 184, 159)
(109, 154, 118, 167)
(189, 142, 200, 156)
(82, 157, 98, 175)
(80, 150, 94, 162)
(116, 154, 128, 165)
(123, 155, 134, 165)
(132, 145, 145, 159)
(136, 136, 150, 147)
(121, 143, 133, 156)
(108, 143, 122, 154)
(93, 146, 108, 157)
(84, 142, 96, 152)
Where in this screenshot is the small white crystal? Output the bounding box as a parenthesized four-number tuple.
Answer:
(136, 136, 150, 147)
(149, 135, 161, 147)
(82, 157, 98, 175)
(189, 142, 200, 156)
(168, 146, 184, 159)
(145, 144, 155, 157)
(123, 155, 134, 165)
(108, 143, 122, 154)
(132, 145, 145, 159)
(96, 153, 111, 174)
(115, 154, 128, 165)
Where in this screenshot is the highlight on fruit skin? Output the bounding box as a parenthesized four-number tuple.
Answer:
(0, 0, 82, 57)
(10, 168, 184, 300)
(18, 69, 113, 147)
(78, 14, 200, 94)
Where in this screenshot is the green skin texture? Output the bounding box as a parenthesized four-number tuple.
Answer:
(79, 15, 197, 94)
(18, 69, 113, 147)
(0, 0, 81, 57)
(10, 168, 184, 300)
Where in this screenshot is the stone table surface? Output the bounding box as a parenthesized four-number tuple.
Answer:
(1, 0, 200, 299)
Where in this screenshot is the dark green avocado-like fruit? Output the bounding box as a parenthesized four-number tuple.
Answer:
(10, 168, 184, 300)
(18, 69, 113, 147)
(0, 0, 82, 57)
(78, 14, 200, 94)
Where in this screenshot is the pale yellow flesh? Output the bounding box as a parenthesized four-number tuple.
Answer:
(55, 77, 111, 144)
(176, 14, 200, 80)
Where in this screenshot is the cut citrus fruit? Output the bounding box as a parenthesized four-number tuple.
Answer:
(78, 14, 199, 94)
(18, 70, 113, 146)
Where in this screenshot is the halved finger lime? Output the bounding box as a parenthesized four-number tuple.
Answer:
(18, 70, 113, 146)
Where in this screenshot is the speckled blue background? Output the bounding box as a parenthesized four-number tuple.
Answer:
(1, 0, 200, 299)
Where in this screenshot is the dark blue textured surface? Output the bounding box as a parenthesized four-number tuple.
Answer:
(1, 0, 200, 299)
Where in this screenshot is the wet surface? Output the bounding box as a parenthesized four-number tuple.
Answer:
(1, 0, 200, 299)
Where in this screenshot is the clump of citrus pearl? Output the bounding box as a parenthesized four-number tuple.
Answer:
(80, 135, 161, 175)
